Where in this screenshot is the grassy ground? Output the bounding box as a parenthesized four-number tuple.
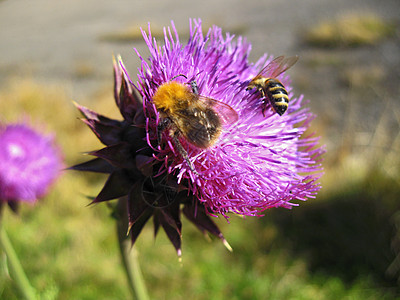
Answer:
(0, 76, 399, 300)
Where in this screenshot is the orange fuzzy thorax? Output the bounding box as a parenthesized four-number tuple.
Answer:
(152, 81, 193, 114)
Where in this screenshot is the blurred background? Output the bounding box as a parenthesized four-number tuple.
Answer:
(1, 0, 400, 299)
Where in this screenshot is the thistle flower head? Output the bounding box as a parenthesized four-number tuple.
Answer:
(72, 19, 324, 255)
(135, 20, 324, 216)
(0, 122, 63, 208)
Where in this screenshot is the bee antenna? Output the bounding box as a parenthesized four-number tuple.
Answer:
(170, 74, 188, 81)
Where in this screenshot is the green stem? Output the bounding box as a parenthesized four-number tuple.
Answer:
(116, 198, 149, 300)
(0, 224, 37, 300)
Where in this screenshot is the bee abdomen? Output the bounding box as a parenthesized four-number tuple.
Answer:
(265, 79, 289, 116)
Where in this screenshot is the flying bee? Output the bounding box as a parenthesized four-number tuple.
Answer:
(152, 76, 238, 174)
(247, 55, 299, 116)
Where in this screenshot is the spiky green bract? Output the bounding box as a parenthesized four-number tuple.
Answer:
(71, 56, 229, 256)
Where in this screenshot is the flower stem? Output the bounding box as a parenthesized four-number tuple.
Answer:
(0, 224, 37, 300)
(116, 198, 150, 300)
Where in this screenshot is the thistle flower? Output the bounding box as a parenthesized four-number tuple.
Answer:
(0, 123, 63, 210)
(72, 19, 324, 255)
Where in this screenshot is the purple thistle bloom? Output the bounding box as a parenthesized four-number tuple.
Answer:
(135, 20, 324, 216)
(72, 19, 324, 255)
(0, 123, 63, 208)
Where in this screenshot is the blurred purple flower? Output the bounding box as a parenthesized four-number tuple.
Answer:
(72, 19, 324, 255)
(0, 123, 63, 209)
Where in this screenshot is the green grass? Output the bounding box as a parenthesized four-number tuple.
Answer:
(0, 79, 399, 299)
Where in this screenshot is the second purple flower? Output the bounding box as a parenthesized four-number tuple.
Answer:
(0, 122, 63, 210)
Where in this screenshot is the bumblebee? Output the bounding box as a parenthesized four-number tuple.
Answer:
(152, 77, 238, 173)
(247, 55, 299, 116)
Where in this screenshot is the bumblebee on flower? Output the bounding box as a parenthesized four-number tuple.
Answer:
(73, 19, 324, 255)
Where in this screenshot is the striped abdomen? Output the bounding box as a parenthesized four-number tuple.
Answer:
(264, 78, 289, 116)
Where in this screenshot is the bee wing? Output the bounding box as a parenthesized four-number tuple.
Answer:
(198, 96, 239, 126)
(270, 55, 299, 78)
(166, 95, 238, 149)
(183, 116, 216, 148)
(254, 55, 299, 79)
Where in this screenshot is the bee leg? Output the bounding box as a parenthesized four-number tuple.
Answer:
(171, 131, 199, 176)
(259, 89, 268, 117)
(157, 118, 171, 145)
(262, 105, 267, 117)
(259, 88, 266, 98)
